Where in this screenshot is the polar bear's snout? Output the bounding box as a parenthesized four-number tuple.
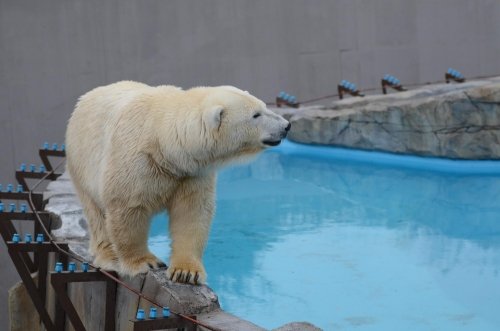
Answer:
(280, 121, 291, 139)
(261, 115, 291, 147)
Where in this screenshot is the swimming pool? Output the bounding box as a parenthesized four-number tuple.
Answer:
(149, 140, 500, 330)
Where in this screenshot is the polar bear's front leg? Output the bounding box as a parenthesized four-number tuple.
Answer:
(105, 205, 166, 276)
(167, 175, 216, 285)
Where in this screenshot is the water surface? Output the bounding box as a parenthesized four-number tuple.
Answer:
(149, 141, 500, 330)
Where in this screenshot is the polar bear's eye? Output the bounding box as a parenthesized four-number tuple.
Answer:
(253, 113, 261, 119)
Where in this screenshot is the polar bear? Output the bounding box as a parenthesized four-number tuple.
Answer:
(66, 81, 290, 284)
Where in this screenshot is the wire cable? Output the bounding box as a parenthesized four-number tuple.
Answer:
(268, 72, 500, 106)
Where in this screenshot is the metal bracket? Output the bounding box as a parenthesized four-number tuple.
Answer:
(276, 97, 300, 108)
(338, 84, 364, 99)
(445, 73, 466, 84)
(50, 270, 117, 331)
(381, 79, 407, 95)
(15, 170, 63, 192)
(39, 148, 66, 172)
(130, 315, 197, 331)
(0, 191, 44, 210)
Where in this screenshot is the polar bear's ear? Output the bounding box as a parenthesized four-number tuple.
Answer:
(204, 105, 224, 130)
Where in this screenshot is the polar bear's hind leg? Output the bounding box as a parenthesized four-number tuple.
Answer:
(78, 192, 120, 271)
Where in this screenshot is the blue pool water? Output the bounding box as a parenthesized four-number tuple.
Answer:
(149, 141, 500, 331)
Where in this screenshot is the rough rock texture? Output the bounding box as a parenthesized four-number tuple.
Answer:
(8, 171, 320, 330)
(197, 310, 267, 331)
(275, 77, 500, 159)
(272, 322, 323, 331)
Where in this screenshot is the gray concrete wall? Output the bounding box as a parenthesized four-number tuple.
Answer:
(0, 0, 499, 329)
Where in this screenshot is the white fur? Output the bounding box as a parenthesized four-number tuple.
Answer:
(65, 81, 289, 284)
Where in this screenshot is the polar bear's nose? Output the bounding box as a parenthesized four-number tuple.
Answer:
(285, 122, 291, 132)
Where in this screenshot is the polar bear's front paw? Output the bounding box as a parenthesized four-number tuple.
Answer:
(119, 253, 167, 277)
(93, 242, 120, 272)
(94, 254, 120, 272)
(166, 259, 206, 285)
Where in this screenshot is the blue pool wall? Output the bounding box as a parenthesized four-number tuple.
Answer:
(281, 139, 500, 175)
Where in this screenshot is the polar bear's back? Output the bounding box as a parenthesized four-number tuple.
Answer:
(66, 81, 159, 203)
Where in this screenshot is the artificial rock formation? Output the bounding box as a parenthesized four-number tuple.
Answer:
(275, 77, 500, 159)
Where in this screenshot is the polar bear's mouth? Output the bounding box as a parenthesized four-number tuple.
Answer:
(262, 139, 282, 146)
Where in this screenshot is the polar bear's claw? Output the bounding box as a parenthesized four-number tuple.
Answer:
(193, 272, 199, 284)
(167, 265, 206, 285)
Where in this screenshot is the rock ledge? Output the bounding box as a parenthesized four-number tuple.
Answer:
(275, 77, 500, 159)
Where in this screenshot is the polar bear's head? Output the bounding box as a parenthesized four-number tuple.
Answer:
(199, 86, 290, 163)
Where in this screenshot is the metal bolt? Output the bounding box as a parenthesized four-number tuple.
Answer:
(24, 234, 32, 243)
(12, 233, 20, 243)
(136, 309, 145, 320)
(149, 307, 157, 319)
